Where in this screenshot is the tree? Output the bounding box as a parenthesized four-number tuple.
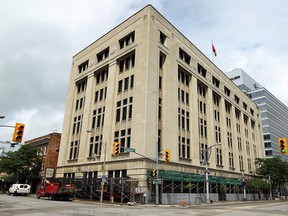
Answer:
(248, 178, 271, 193)
(0, 144, 42, 183)
(255, 158, 288, 189)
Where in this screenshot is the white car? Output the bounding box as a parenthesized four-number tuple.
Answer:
(8, 184, 31, 196)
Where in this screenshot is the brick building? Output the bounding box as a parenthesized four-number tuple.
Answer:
(25, 132, 61, 179)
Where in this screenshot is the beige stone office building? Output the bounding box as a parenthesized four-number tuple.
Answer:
(56, 5, 265, 202)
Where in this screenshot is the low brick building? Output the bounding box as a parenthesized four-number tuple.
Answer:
(25, 132, 61, 179)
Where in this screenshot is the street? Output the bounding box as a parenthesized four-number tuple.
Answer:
(1, 194, 288, 216)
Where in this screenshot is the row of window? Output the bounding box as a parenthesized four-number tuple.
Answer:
(78, 31, 135, 74)
(118, 75, 134, 93)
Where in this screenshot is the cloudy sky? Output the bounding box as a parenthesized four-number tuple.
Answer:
(1, 0, 288, 143)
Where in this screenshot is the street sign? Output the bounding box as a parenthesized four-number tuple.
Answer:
(124, 147, 135, 153)
(153, 179, 161, 185)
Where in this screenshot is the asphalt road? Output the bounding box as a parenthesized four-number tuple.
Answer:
(1, 194, 288, 216)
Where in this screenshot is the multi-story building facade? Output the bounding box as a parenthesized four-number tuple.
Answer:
(26, 132, 61, 179)
(227, 68, 288, 160)
(57, 5, 264, 203)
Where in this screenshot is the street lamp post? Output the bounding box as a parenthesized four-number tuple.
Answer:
(242, 172, 247, 201)
(100, 141, 107, 203)
(202, 143, 221, 204)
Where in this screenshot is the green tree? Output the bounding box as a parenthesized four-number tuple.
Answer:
(248, 178, 271, 193)
(0, 144, 42, 183)
(255, 158, 288, 188)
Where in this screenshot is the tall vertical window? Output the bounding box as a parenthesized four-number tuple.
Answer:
(159, 31, 167, 46)
(69, 140, 79, 160)
(216, 148, 223, 166)
(197, 63, 207, 78)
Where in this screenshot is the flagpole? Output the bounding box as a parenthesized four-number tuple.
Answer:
(211, 40, 214, 63)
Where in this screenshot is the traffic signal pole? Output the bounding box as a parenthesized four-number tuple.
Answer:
(121, 144, 161, 205)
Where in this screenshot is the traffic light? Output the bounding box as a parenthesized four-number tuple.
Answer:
(278, 138, 287, 154)
(113, 142, 120, 156)
(152, 170, 157, 178)
(12, 122, 25, 143)
(165, 150, 171, 162)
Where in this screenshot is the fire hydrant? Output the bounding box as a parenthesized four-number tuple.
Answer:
(111, 196, 114, 204)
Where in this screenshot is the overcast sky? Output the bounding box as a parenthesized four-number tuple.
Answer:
(1, 0, 288, 143)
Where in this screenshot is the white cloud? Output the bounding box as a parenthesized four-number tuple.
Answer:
(1, 0, 288, 143)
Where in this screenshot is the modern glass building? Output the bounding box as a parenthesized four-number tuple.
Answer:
(227, 68, 288, 160)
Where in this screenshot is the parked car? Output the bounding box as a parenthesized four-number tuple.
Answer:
(8, 184, 31, 196)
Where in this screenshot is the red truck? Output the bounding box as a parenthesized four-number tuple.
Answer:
(36, 180, 75, 200)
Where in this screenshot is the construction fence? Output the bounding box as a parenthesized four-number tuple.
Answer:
(56, 169, 263, 204)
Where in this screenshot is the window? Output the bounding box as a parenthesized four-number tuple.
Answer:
(200, 143, 208, 161)
(225, 101, 231, 113)
(243, 102, 247, 110)
(159, 52, 166, 70)
(199, 118, 207, 137)
(234, 95, 239, 104)
(97, 47, 109, 62)
(114, 128, 131, 153)
(178, 136, 190, 159)
(72, 115, 82, 134)
(75, 97, 85, 110)
(92, 107, 105, 129)
(118, 51, 135, 73)
(239, 156, 244, 171)
(198, 83, 207, 97)
(212, 76, 220, 87)
(179, 48, 191, 65)
(215, 126, 221, 143)
(224, 86, 231, 97)
(78, 60, 89, 74)
(119, 31, 135, 49)
(213, 93, 220, 106)
(95, 66, 109, 84)
(237, 137, 242, 151)
(95, 87, 107, 102)
(118, 75, 134, 94)
(89, 135, 102, 158)
(229, 152, 234, 168)
(116, 97, 133, 122)
(178, 108, 190, 131)
(197, 63, 207, 78)
(227, 132, 232, 148)
(159, 32, 167, 46)
(216, 148, 223, 166)
(69, 140, 79, 160)
(178, 66, 191, 86)
(76, 78, 87, 94)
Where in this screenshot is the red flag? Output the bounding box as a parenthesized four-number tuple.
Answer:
(212, 43, 217, 57)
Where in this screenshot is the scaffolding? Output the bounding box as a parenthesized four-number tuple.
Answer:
(56, 169, 253, 204)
